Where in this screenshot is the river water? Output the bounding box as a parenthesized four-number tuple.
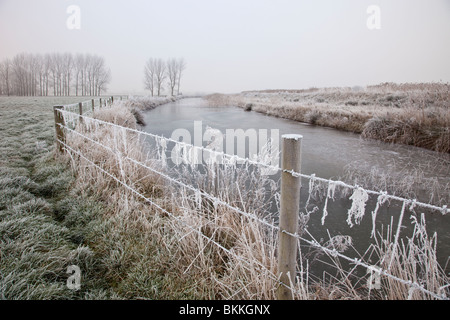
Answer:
(141, 98, 450, 275)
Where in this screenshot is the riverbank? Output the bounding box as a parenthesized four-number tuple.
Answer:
(205, 83, 450, 153)
(0, 96, 118, 299)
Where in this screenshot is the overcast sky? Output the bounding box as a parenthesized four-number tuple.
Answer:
(1, 0, 449, 94)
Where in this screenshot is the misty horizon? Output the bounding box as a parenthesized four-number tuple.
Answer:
(1, 0, 450, 95)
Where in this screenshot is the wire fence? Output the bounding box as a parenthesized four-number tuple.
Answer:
(53, 97, 450, 300)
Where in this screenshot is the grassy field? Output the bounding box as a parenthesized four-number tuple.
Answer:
(0, 96, 120, 299)
(206, 83, 450, 153)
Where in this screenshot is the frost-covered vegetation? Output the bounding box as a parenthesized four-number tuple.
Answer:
(0, 53, 111, 96)
(1, 96, 448, 300)
(206, 82, 450, 153)
(0, 96, 120, 299)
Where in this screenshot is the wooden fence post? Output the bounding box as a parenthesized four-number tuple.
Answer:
(277, 134, 303, 300)
(78, 102, 83, 124)
(99, 98, 102, 108)
(53, 106, 65, 153)
(91, 99, 95, 113)
(111, 96, 114, 104)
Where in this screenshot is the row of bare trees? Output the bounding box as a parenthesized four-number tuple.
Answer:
(0, 53, 111, 96)
(144, 58, 186, 96)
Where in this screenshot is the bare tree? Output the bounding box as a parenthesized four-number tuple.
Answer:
(82, 54, 92, 96)
(49, 53, 63, 96)
(74, 54, 83, 96)
(0, 52, 111, 96)
(91, 55, 109, 96)
(144, 58, 156, 96)
(29, 54, 42, 96)
(0, 58, 11, 96)
(154, 58, 166, 96)
(43, 54, 52, 96)
(160, 57, 186, 96)
(11, 54, 26, 96)
(176, 58, 186, 95)
(34, 54, 44, 96)
(166, 58, 178, 96)
(143, 57, 186, 97)
(62, 53, 73, 96)
(96, 67, 111, 95)
(29, 53, 39, 96)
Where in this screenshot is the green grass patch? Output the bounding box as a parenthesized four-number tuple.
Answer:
(0, 97, 120, 300)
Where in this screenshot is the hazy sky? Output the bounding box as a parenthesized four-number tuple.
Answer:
(1, 0, 450, 94)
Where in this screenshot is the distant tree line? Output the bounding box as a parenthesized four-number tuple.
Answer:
(144, 58, 186, 96)
(0, 53, 111, 96)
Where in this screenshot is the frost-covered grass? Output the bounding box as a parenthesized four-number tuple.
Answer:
(206, 83, 450, 153)
(0, 96, 123, 299)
